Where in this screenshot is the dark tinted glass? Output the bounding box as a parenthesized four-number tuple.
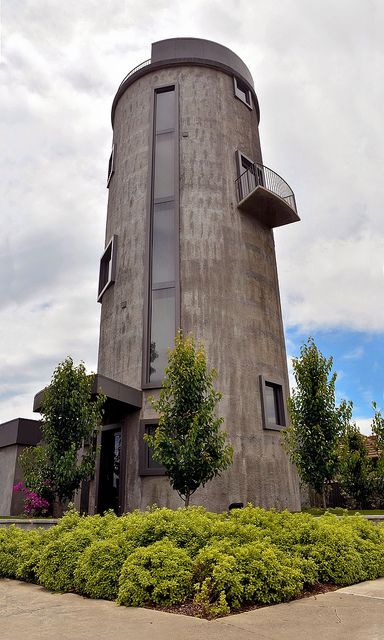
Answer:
(113, 432, 121, 490)
(146, 425, 164, 470)
(99, 243, 112, 293)
(154, 132, 174, 200)
(265, 384, 278, 426)
(98, 428, 121, 514)
(149, 288, 175, 382)
(152, 201, 175, 286)
(239, 156, 256, 197)
(156, 89, 175, 133)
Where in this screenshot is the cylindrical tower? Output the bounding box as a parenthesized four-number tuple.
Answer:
(96, 38, 301, 513)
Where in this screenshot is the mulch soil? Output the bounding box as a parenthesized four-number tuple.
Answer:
(146, 582, 340, 620)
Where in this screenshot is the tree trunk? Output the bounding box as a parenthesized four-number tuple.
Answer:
(322, 486, 327, 510)
(52, 499, 64, 518)
(184, 493, 190, 508)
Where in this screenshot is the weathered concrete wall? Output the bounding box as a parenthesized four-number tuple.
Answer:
(98, 62, 300, 513)
(0, 445, 26, 516)
(97, 71, 151, 389)
(0, 446, 17, 515)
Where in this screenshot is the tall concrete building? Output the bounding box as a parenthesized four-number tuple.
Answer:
(93, 38, 301, 514)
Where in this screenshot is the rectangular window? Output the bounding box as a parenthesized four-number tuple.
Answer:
(98, 235, 117, 302)
(154, 132, 175, 200)
(260, 376, 287, 430)
(155, 90, 176, 133)
(146, 85, 178, 385)
(150, 288, 176, 381)
(139, 420, 166, 476)
(233, 77, 252, 109)
(107, 144, 115, 187)
(152, 201, 176, 286)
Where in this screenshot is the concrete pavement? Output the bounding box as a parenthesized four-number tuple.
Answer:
(1, 578, 383, 640)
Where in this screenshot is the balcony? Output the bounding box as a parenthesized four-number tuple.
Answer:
(235, 163, 300, 228)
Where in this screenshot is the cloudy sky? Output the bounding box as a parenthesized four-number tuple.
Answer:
(1, 0, 383, 434)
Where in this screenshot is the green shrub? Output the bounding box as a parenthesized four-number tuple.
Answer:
(74, 539, 127, 600)
(193, 539, 307, 612)
(306, 516, 384, 585)
(117, 539, 193, 606)
(2, 506, 384, 616)
(37, 529, 96, 592)
(0, 526, 25, 578)
(140, 507, 219, 555)
(16, 529, 47, 582)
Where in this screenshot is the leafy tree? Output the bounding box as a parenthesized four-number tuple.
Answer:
(18, 445, 53, 504)
(21, 357, 105, 509)
(371, 402, 384, 505)
(371, 402, 384, 451)
(283, 337, 344, 508)
(337, 400, 374, 509)
(145, 331, 233, 507)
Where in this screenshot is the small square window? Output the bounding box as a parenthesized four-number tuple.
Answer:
(234, 77, 252, 109)
(107, 144, 116, 187)
(260, 376, 287, 430)
(97, 235, 117, 302)
(139, 420, 166, 476)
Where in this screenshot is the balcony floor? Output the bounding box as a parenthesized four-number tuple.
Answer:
(237, 185, 300, 228)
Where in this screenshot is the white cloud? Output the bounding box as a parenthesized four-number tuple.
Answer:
(1, 0, 384, 422)
(342, 346, 364, 361)
(355, 418, 372, 436)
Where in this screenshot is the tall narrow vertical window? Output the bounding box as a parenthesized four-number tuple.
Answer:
(147, 86, 177, 384)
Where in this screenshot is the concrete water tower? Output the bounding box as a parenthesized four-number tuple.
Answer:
(94, 38, 301, 514)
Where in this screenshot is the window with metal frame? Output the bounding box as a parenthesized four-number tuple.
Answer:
(260, 376, 287, 430)
(236, 150, 265, 201)
(97, 235, 118, 302)
(146, 86, 177, 384)
(139, 420, 166, 476)
(107, 143, 116, 187)
(233, 77, 252, 109)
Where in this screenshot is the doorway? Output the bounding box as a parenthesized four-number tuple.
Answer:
(97, 425, 122, 514)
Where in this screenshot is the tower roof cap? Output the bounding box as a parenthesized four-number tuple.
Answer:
(151, 38, 254, 88)
(112, 37, 259, 125)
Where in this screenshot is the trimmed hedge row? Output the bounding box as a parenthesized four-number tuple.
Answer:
(1, 506, 384, 617)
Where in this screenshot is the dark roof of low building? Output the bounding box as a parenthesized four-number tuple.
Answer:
(0, 418, 42, 448)
(365, 434, 380, 458)
(33, 374, 142, 414)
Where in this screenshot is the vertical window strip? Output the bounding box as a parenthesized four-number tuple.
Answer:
(148, 86, 177, 384)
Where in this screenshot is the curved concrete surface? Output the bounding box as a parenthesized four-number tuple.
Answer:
(1, 578, 384, 640)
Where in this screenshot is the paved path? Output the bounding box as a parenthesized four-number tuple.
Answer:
(1, 578, 384, 639)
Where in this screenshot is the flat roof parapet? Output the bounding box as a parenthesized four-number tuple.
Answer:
(33, 374, 142, 414)
(112, 37, 259, 125)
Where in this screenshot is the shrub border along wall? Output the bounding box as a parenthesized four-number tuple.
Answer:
(1, 506, 384, 618)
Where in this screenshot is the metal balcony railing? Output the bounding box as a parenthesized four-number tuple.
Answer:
(119, 59, 151, 88)
(235, 163, 297, 214)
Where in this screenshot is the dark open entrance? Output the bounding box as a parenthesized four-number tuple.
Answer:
(34, 374, 142, 517)
(97, 425, 122, 514)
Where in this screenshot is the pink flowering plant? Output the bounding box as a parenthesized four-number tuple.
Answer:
(13, 481, 50, 517)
